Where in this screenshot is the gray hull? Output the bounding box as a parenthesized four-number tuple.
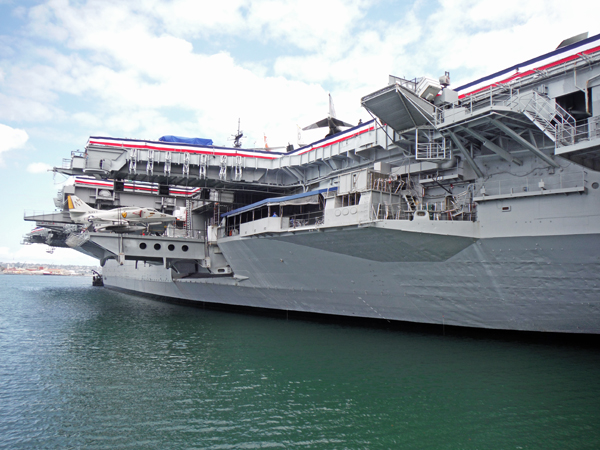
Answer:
(34, 35, 600, 335)
(102, 228, 600, 334)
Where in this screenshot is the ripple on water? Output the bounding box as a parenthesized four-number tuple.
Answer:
(1, 275, 600, 449)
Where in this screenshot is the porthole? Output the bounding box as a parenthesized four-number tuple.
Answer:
(182, 245, 189, 252)
(139, 242, 147, 249)
(168, 244, 175, 251)
(592, 182, 599, 189)
(154, 243, 161, 250)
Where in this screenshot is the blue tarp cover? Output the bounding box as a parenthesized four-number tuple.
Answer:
(159, 135, 213, 146)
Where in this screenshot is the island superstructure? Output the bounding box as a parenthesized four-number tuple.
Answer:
(25, 33, 600, 333)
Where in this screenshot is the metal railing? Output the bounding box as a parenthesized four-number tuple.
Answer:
(368, 172, 404, 193)
(589, 116, 600, 141)
(435, 85, 513, 126)
(441, 51, 600, 121)
(61, 150, 85, 170)
(507, 91, 576, 144)
(437, 88, 578, 148)
(416, 140, 449, 160)
(288, 211, 324, 228)
(475, 170, 586, 197)
(163, 227, 205, 240)
(370, 201, 476, 222)
(557, 115, 600, 147)
(223, 211, 325, 237)
(371, 203, 407, 220)
(390, 75, 419, 92)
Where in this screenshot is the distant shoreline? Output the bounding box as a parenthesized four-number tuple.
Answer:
(0, 263, 99, 277)
(0, 272, 88, 276)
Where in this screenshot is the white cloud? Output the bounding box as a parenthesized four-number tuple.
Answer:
(0, 123, 28, 163)
(27, 162, 53, 173)
(415, 0, 600, 86)
(151, 0, 251, 39)
(2, 0, 600, 149)
(9, 0, 378, 145)
(0, 92, 65, 122)
(72, 111, 102, 128)
(244, 0, 367, 54)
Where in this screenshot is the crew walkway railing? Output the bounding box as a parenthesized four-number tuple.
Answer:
(475, 169, 586, 197)
(222, 211, 325, 237)
(370, 201, 476, 222)
(557, 115, 600, 148)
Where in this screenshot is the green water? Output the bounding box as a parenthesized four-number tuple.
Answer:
(1, 275, 599, 449)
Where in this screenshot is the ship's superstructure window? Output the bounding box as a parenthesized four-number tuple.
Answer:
(337, 193, 361, 207)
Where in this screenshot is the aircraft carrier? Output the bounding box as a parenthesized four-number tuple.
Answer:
(25, 32, 600, 333)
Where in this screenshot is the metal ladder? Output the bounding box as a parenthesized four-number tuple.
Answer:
(129, 149, 137, 173)
(234, 156, 242, 181)
(183, 152, 190, 178)
(199, 154, 207, 179)
(403, 193, 417, 212)
(219, 156, 227, 180)
(146, 149, 154, 175)
(164, 151, 172, 176)
(212, 202, 220, 227)
(185, 199, 193, 236)
(512, 91, 576, 145)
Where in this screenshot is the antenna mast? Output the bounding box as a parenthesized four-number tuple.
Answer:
(232, 118, 243, 148)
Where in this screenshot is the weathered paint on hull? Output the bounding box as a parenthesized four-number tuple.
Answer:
(101, 229, 600, 334)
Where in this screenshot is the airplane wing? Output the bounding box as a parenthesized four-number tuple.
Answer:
(96, 224, 145, 233)
(330, 117, 355, 128)
(87, 216, 128, 225)
(302, 118, 330, 130)
(302, 117, 355, 131)
(68, 211, 88, 217)
(89, 219, 130, 232)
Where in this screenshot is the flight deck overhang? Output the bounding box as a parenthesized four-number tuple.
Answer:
(222, 187, 338, 218)
(55, 121, 382, 189)
(554, 138, 600, 171)
(361, 84, 436, 133)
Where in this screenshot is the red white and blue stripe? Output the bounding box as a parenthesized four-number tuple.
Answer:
(74, 177, 202, 196)
(455, 33, 600, 99)
(86, 120, 377, 162)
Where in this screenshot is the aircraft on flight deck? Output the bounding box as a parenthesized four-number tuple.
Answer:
(302, 94, 355, 138)
(67, 195, 177, 231)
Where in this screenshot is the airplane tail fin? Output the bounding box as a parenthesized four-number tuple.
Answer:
(67, 195, 94, 212)
(328, 93, 336, 119)
(302, 94, 354, 132)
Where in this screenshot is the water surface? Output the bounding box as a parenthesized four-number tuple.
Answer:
(1, 275, 599, 449)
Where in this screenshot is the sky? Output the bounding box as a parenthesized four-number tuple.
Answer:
(1, 0, 599, 265)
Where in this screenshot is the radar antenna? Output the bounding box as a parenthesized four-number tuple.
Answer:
(231, 118, 244, 148)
